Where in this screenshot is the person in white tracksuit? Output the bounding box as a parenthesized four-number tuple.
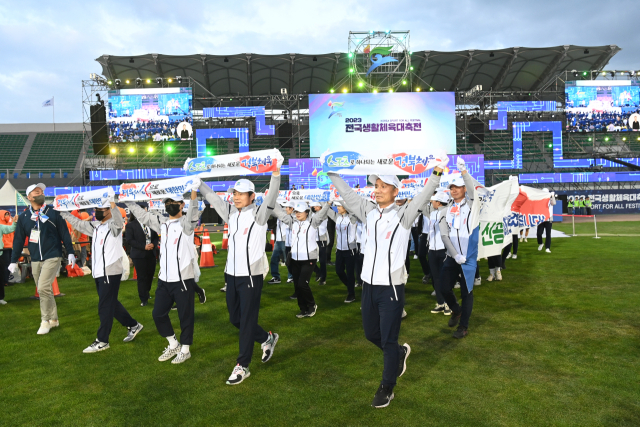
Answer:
(328, 155, 447, 409)
(326, 201, 358, 303)
(199, 171, 281, 386)
(309, 201, 329, 285)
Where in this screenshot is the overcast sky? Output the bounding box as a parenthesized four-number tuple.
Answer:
(1, 0, 638, 124)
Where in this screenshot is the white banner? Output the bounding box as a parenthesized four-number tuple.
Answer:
(478, 177, 520, 258)
(53, 188, 114, 211)
(119, 176, 199, 202)
(507, 186, 553, 230)
(183, 149, 284, 177)
(319, 149, 445, 176)
(148, 200, 207, 212)
(277, 189, 334, 202)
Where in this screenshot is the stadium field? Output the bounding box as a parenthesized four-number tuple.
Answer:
(1, 223, 639, 426)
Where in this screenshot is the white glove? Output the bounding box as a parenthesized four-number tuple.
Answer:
(191, 177, 202, 192)
(456, 157, 467, 172)
(454, 254, 466, 265)
(436, 152, 449, 169)
(68, 254, 76, 268)
(107, 188, 116, 203)
(8, 263, 17, 274)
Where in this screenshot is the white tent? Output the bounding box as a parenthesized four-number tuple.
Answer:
(0, 181, 28, 210)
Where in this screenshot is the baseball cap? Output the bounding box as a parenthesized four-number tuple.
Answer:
(293, 202, 309, 213)
(447, 176, 466, 189)
(284, 201, 296, 208)
(162, 195, 184, 203)
(368, 174, 401, 188)
(228, 179, 255, 194)
(333, 200, 343, 207)
(26, 183, 46, 196)
(309, 201, 321, 207)
(431, 190, 450, 204)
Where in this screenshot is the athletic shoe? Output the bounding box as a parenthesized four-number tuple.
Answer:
(344, 295, 356, 303)
(306, 304, 317, 317)
(318, 280, 326, 286)
(0, 299, 7, 305)
(315, 276, 320, 282)
(401, 309, 407, 319)
(474, 277, 481, 286)
(171, 351, 191, 364)
(545, 248, 551, 253)
(453, 326, 468, 339)
(328, 262, 335, 266)
(448, 312, 461, 327)
(140, 301, 148, 307)
(296, 309, 307, 318)
(519, 237, 523, 242)
(431, 290, 436, 296)
(524, 238, 528, 242)
(487, 274, 494, 282)
(413, 254, 418, 260)
(196, 288, 206, 304)
(261, 331, 279, 363)
(512, 254, 518, 260)
(289, 293, 298, 300)
(123, 323, 143, 342)
(49, 319, 59, 328)
(371, 384, 394, 408)
(226, 364, 250, 385)
(495, 270, 503, 281)
(355, 281, 362, 288)
(398, 343, 411, 377)
(158, 345, 181, 362)
(37, 321, 51, 335)
(171, 304, 177, 311)
(454, 282, 460, 289)
(443, 304, 452, 316)
(431, 304, 445, 314)
(538, 244, 544, 251)
(422, 275, 428, 284)
(506, 252, 512, 259)
(280, 262, 286, 267)
(287, 278, 294, 283)
(268, 277, 281, 284)
(220, 284, 227, 292)
(83, 340, 109, 353)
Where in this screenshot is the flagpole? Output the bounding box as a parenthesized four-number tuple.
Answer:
(52, 96, 55, 131)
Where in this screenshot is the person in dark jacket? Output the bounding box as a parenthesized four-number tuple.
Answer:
(9, 183, 75, 335)
(125, 202, 159, 306)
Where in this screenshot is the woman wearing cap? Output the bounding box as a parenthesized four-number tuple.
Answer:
(61, 194, 143, 353)
(326, 201, 358, 303)
(125, 202, 159, 306)
(9, 183, 76, 335)
(273, 201, 330, 317)
(199, 172, 281, 386)
(125, 180, 201, 364)
(268, 201, 290, 285)
(426, 190, 452, 315)
(328, 155, 447, 409)
(309, 201, 329, 286)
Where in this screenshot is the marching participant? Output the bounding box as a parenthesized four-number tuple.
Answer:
(125, 180, 201, 364)
(328, 155, 447, 409)
(438, 158, 482, 339)
(273, 201, 330, 317)
(537, 189, 557, 253)
(268, 201, 290, 285)
(326, 201, 358, 303)
(426, 190, 451, 315)
(9, 183, 76, 335)
(354, 219, 365, 287)
(282, 201, 295, 285)
(61, 195, 143, 353)
(199, 171, 281, 386)
(309, 201, 329, 286)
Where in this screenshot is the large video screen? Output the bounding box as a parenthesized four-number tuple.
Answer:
(565, 81, 640, 132)
(308, 92, 456, 157)
(107, 88, 193, 143)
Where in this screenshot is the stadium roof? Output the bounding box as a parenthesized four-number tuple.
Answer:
(96, 45, 620, 96)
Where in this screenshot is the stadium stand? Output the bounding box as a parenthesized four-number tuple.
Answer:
(0, 134, 29, 172)
(22, 133, 84, 173)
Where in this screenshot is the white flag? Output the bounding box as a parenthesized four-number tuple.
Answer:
(42, 98, 54, 107)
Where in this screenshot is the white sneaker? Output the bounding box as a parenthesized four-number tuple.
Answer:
(545, 248, 551, 253)
(0, 299, 7, 305)
(37, 321, 51, 335)
(123, 323, 143, 342)
(454, 282, 460, 289)
(220, 284, 227, 292)
(280, 262, 286, 267)
(413, 255, 418, 260)
(524, 238, 528, 242)
(431, 290, 436, 296)
(512, 255, 518, 260)
(487, 274, 494, 282)
(171, 350, 191, 364)
(506, 252, 512, 259)
(474, 277, 481, 286)
(49, 319, 59, 328)
(496, 270, 503, 281)
(261, 331, 279, 363)
(287, 278, 293, 283)
(158, 345, 181, 362)
(226, 364, 250, 385)
(401, 309, 407, 319)
(538, 244, 544, 251)
(83, 340, 109, 353)
(519, 237, 523, 242)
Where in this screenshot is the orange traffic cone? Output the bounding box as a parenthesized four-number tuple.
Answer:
(33, 278, 65, 298)
(200, 230, 216, 268)
(270, 231, 275, 251)
(222, 223, 229, 250)
(133, 267, 137, 280)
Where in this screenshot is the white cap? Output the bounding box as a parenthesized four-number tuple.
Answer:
(228, 179, 255, 194)
(431, 191, 450, 204)
(447, 176, 466, 189)
(284, 201, 296, 208)
(162, 195, 184, 203)
(26, 183, 46, 196)
(333, 200, 343, 207)
(293, 202, 309, 213)
(368, 174, 401, 188)
(309, 201, 321, 207)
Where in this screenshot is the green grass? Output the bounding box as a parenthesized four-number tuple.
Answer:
(1, 222, 639, 426)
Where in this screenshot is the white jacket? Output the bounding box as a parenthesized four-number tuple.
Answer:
(274, 203, 330, 260)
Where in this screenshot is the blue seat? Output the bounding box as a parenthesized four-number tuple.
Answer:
(51, 173, 55, 178)
(0, 173, 5, 179)
(63, 172, 68, 178)
(13, 173, 18, 179)
(39, 172, 43, 178)
(25, 172, 30, 179)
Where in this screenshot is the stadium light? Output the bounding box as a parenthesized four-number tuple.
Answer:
(165, 146, 173, 153)
(588, 138, 592, 141)
(135, 78, 142, 87)
(358, 82, 363, 87)
(107, 80, 112, 85)
(349, 68, 354, 73)
(623, 137, 626, 141)
(605, 137, 610, 142)
(128, 147, 135, 154)
(146, 79, 151, 84)
(583, 71, 588, 76)
(330, 89, 334, 93)
(156, 77, 163, 85)
(410, 66, 414, 70)
(110, 147, 117, 154)
(147, 146, 154, 153)
(389, 89, 393, 93)
(342, 88, 348, 93)
(168, 78, 173, 83)
(416, 88, 421, 92)
(125, 80, 130, 84)
(206, 150, 212, 155)
(402, 80, 407, 85)
(548, 144, 552, 148)
(373, 89, 378, 93)
(115, 79, 121, 87)
(429, 87, 434, 91)
(348, 53, 352, 58)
